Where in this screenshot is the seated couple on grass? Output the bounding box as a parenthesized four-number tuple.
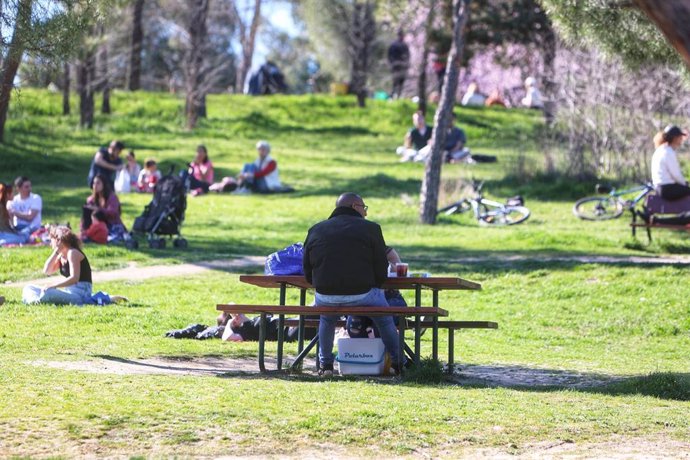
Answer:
(1, 177, 42, 246)
(209, 141, 291, 194)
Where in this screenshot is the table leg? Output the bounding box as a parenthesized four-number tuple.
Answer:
(447, 328, 454, 374)
(258, 312, 267, 373)
(432, 289, 439, 361)
(415, 285, 422, 307)
(279, 283, 287, 305)
(298, 289, 306, 352)
(277, 314, 285, 371)
(414, 315, 421, 365)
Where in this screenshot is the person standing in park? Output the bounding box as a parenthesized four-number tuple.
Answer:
(387, 29, 410, 99)
(87, 140, 125, 187)
(302, 192, 406, 376)
(6, 176, 42, 235)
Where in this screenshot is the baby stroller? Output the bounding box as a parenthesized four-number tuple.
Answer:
(127, 168, 188, 250)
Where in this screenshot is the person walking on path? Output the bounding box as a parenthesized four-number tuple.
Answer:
(302, 192, 406, 376)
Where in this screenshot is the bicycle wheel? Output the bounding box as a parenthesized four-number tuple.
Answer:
(573, 196, 624, 220)
(437, 199, 471, 216)
(478, 205, 530, 226)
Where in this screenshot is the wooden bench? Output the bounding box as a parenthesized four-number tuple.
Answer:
(217, 304, 448, 373)
(283, 318, 498, 373)
(631, 194, 690, 242)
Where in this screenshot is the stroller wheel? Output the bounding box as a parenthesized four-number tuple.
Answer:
(173, 238, 188, 249)
(125, 239, 139, 250)
(148, 238, 166, 249)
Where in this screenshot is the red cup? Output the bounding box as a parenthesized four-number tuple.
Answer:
(395, 263, 409, 277)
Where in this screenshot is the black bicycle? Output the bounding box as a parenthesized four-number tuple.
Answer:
(437, 181, 530, 226)
(573, 182, 654, 221)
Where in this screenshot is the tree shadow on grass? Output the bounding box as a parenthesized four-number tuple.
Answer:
(453, 365, 690, 402)
(299, 173, 421, 199)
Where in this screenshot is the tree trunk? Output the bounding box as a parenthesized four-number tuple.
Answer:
(236, 0, 262, 93)
(128, 0, 145, 91)
(99, 41, 110, 114)
(0, 0, 33, 143)
(417, 0, 436, 116)
(78, 51, 96, 128)
(185, 0, 209, 129)
(633, 0, 690, 69)
(62, 62, 70, 115)
(348, 1, 375, 108)
(541, 20, 557, 124)
(419, 0, 470, 224)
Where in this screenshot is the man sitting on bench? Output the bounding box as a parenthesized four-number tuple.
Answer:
(303, 192, 407, 376)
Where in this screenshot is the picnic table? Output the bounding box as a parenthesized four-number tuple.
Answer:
(217, 274, 486, 373)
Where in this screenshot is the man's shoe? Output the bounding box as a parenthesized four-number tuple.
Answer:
(391, 360, 412, 376)
(0, 296, 5, 306)
(318, 363, 334, 377)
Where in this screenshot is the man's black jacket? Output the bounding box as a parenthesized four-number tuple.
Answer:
(303, 206, 388, 295)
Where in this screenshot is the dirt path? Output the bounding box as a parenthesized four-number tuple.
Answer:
(30, 355, 623, 388)
(8, 253, 690, 288)
(5, 255, 266, 287)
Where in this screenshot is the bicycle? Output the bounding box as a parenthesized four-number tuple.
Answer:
(572, 182, 654, 221)
(436, 181, 531, 226)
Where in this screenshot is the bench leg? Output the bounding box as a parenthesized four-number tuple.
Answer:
(447, 329, 455, 374)
(398, 316, 405, 374)
(647, 226, 652, 243)
(277, 314, 285, 371)
(432, 315, 439, 361)
(258, 313, 267, 373)
(414, 315, 421, 366)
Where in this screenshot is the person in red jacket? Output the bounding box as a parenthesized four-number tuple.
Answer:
(81, 210, 108, 244)
(235, 140, 282, 193)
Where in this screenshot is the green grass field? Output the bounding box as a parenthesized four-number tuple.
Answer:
(0, 90, 688, 457)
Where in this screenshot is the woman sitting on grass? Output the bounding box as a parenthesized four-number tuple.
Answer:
(0, 182, 28, 246)
(80, 174, 124, 235)
(23, 226, 93, 305)
(184, 145, 214, 196)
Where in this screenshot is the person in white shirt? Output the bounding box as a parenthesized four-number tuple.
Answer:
(6, 176, 42, 234)
(651, 125, 690, 200)
(521, 76, 544, 109)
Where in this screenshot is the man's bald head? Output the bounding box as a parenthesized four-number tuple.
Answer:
(336, 192, 363, 208)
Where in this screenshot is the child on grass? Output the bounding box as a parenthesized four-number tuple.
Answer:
(81, 210, 108, 244)
(137, 158, 162, 193)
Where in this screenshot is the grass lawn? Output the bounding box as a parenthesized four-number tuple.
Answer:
(0, 91, 688, 457)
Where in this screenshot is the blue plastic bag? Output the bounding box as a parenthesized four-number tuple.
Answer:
(265, 243, 304, 275)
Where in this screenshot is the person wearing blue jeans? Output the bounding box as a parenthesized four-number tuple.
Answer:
(316, 287, 401, 370)
(22, 225, 94, 305)
(303, 192, 406, 376)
